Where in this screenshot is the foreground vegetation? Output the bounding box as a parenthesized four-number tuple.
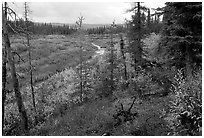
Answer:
(4, 32, 201, 136)
(2, 2, 202, 136)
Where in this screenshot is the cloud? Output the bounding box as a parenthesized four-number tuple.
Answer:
(8, 2, 164, 24)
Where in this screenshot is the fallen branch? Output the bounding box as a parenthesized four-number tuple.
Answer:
(12, 51, 25, 63)
(113, 97, 139, 127)
(128, 96, 137, 113)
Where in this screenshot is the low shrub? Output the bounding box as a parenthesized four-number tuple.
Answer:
(164, 70, 202, 136)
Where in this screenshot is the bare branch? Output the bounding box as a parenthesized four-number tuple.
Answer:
(120, 103, 124, 110)
(16, 72, 24, 79)
(128, 96, 137, 113)
(111, 20, 117, 28)
(3, 7, 17, 16)
(7, 23, 20, 34)
(12, 51, 25, 62)
(76, 14, 85, 28)
(126, 2, 148, 13)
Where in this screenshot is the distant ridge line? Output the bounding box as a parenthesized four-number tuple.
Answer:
(34, 22, 124, 28)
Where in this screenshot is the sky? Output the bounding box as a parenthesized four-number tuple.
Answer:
(8, 1, 165, 24)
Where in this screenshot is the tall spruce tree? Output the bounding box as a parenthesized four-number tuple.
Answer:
(127, 2, 148, 74)
(160, 2, 202, 76)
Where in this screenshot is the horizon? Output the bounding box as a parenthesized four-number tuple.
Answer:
(8, 2, 165, 24)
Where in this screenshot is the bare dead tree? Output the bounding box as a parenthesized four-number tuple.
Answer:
(76, 14, 85, 102)
(76, 14, 85, 28)
(109, 21, 116, 94)
(2, 2, 28, 131)
(119, 34, 128, 82)
(24, 2, 37, 123)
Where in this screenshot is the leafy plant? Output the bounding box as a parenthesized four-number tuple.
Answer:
(164, 70, 202, 136)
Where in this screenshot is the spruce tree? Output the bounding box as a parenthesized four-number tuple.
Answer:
(160, 2, 202, 76)
(127, 2, 147, 74)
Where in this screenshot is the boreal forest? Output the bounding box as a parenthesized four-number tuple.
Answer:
(2, 2, 202, 136)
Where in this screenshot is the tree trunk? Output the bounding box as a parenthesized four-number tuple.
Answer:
(76, 15, 85, 102)
(147, 9, 151, 31)
(79, 29, 83, 102)
(122, 53, 128, 81)
(185, 43, 192, 78)
(133, 2, 142, 74)
(134, 58, 137, 74)
(80, 59, 83, 102)
(154, 11, 156, 23)
(137, 2, 142, 64)
(120, 34, 128, 81)
(110, 34, 114, 94)
(78, 22, 84, 102)
(2, 41, 7, 132)
(24, 2, 37, 122)
(2, 3, 28, 131)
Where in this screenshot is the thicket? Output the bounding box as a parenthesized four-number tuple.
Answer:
(158, 2, 202, 136)
(162, 70, 202, 136)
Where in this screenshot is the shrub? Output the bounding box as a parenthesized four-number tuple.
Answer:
(164, 70, 202, 136)
(3, 68, 77, 135)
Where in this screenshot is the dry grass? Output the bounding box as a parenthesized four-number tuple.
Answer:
(5, 34, 172, 136)
(27, 94, 171, 136)
(9, 34, 96, 87)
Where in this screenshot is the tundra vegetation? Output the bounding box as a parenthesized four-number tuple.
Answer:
(2, 2, 202, 136)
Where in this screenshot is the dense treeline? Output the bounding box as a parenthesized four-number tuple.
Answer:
(159, 3, 202, 135)
(160, 2, 202, 75)
(126, 2, 163, 75)
(8, 19, 77, 35)
(7, 9, 162, 36)
(86, 25, 126, 34)
(8, 19, 126, 35)
(126, 2, 202, 76)
(123, 2, 202, 135)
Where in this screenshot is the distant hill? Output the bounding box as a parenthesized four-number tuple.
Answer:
(34, 22, 124, 29)
(75, 23, 124, 29)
